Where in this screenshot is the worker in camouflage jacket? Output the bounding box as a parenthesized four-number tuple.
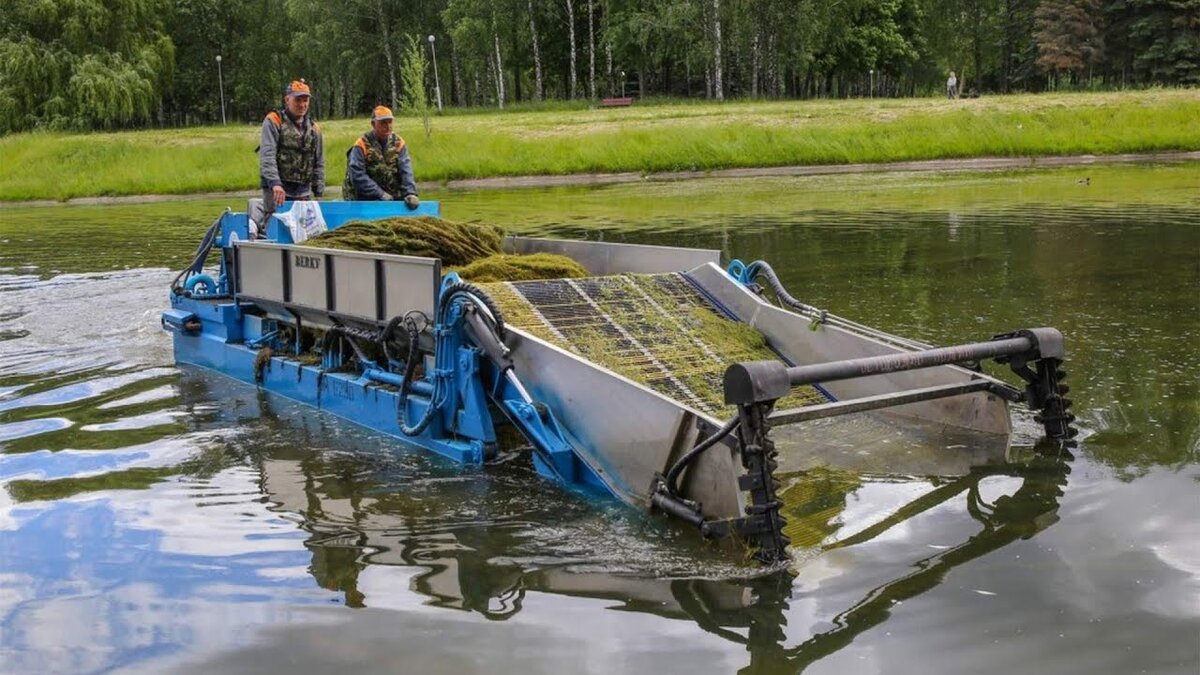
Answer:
(343, 106, 420, 207)
(258, 80, 325, 207)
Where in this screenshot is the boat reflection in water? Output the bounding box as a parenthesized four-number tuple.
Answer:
(183, 366, 1071, 672)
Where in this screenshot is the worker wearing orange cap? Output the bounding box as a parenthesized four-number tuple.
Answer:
(342, 105, 419, 208)
(258, 80, 325, 208)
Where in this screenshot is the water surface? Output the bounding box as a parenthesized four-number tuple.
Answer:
(1, 164, 1197, 674)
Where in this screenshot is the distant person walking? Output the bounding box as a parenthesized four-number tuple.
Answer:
(947, 71, 958, 99)
(342, 106, 419, 207)
(258, 80, 325, 208)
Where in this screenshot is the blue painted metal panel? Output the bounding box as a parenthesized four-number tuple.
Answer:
(165, 292, 617, 499)
(160, 308, 197, 333)
(171, 328, 486, 465)
(267, 200, 441, 243)
(307, 200, 441, 227)
(219, 212, 251, 247)
(170, 295, 244, 343)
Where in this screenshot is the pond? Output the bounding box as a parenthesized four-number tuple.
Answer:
(1, 163, 1197, 674)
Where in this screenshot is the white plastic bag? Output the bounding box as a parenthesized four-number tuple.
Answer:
(274, 201, 328, 243)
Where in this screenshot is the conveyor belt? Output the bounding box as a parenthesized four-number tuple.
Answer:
(480, 273, 828, 417)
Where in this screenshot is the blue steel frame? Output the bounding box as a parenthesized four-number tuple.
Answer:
(165, 202, 612, 498)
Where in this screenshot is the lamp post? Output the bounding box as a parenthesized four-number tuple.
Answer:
(869, 69, 874, 99)
(620, 70, 625, 98)
(427, 35, 443, 112)
(216, 55, 227, 124)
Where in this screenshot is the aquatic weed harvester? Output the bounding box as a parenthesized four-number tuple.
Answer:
(163, 202, 1077, 564)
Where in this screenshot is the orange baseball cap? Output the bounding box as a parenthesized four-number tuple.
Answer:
(371, 106, 394, 121)
(286, 80, 311, 97)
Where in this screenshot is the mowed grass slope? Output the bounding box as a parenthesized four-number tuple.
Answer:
(1, 90, 1197, 201)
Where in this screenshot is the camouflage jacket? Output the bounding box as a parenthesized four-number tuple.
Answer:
(259, 110, 325, 197)
(342, 132, 416, 200)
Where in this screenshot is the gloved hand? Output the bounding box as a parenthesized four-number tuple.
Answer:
(380, 193, 394, 201)
(404, 194, 420, 209)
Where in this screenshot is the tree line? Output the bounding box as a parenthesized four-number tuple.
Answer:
(0, 0, 1196, 133)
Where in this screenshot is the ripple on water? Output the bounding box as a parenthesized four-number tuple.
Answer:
(1, 192, 1198, 673)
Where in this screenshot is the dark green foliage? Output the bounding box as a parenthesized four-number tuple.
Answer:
(400, 34, 433, 139)
(1124, 0, 1200, 84)
(1034, 0, 1104, 79)
(0, 0, 175, 133)
(0, 0, 1195, 134)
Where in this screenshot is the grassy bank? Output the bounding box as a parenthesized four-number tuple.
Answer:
(1, 90, 1197, 202)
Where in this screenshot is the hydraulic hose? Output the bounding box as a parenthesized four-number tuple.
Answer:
(438, 281, 507, 339)
(398, 313, 425, 397)
(743, 260, 933, 351)
(398, 282, 507, 438)
(744, 260, 822, 317)
(325, 325, 373, 364)
(665, 415, 741, 497)
(397, 312, 440, 436)
(171, 214, 224, 291)
(381, 310, 428, 372)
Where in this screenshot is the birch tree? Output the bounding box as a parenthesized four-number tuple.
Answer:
(712, 0, 723, 100)
(566, 0, 579, 98)
(374, 0, 400, 108)
(529, 0, 545, 100)
(492, 14, 506, 107)
(588, 0, 597, 98)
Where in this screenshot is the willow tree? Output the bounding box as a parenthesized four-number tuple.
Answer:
(0, 0, 174, 132)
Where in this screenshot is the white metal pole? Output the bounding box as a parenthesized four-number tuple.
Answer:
(428, 35, 443, 112)
(216, 55, 226, 124)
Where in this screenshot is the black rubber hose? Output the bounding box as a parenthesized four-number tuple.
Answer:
(171, 214, 223, 290)
(399, 315, 422, 397)
(665, 416, 741, 496)
(400, 283, 504, 438)
(380, 315, 403, 368)
(382, 310, 431, 365)
(398, 312, 439, 436)
(398, 336, 439, 436)
(744, 260, 822, 317)
(438, 281, 507, 340)
(322, 326, 369, 367)
(744, 260, 937, 352)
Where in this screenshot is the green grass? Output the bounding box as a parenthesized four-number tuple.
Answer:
(442, 163, 1200, 226)
(1, 90, 1197, 202)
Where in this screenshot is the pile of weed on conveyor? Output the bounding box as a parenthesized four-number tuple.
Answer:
(302, 216, 587, 282)
(457, 253, 587, 283)
(303, 216, 504, 265)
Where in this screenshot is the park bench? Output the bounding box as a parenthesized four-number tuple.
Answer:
(599, 97, 634, 108)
